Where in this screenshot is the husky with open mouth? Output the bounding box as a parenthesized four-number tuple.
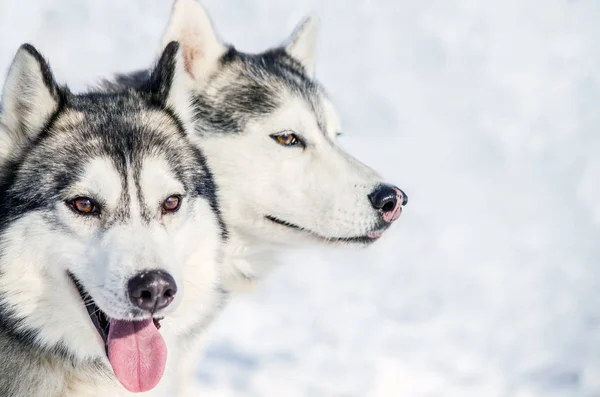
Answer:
(0, 42, 224, 396)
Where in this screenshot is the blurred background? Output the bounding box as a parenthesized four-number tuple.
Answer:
(1, 0, 599, 396)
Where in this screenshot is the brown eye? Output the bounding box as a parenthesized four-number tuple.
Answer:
(162, 195, 181, 214)
(271, 132, 302, 147)
(69, 197, 99, 215)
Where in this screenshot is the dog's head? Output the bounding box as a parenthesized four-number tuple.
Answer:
(158, 0, 407, 248)
(0, 43, 223, 392)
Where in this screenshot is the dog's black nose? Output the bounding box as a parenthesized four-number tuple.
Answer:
(127, 270, 177, 313)
(368, 184, 407, 223)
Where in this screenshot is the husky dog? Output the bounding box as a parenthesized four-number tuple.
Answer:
(0, 42, 224, 396)
(107, 0, 407, 289)
(102, 0, 408, 393)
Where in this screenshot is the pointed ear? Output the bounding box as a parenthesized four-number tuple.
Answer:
(0, 44, 60, 160)
(160, 0, 226, 86)
(284, 15, 319, 77)
(147, 41, 194, 128)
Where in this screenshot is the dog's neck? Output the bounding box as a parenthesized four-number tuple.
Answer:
(220, 229, 284, 293)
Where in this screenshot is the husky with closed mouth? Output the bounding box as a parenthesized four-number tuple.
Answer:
(0, 42, 224, 396)
(102, 0, 408, 394)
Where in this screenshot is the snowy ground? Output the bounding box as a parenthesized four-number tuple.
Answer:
(1, 0, 600, 396)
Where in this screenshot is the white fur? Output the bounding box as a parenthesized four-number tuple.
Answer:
(285, 15, 319, 77)
(163, 46, 196, 128)
(139, 157, 185, 207)
(64, 157, 123, 217)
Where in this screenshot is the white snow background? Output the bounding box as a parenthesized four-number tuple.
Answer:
(1, 0, 599, 396)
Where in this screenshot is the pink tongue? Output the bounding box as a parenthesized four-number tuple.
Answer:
(107, 319, 167, 393)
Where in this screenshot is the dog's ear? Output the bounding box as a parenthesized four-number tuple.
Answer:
(147, 41, 194, 128)
(284, 15, 319, 78)
(0, 44, 61, 160)
(160, 0, 226, 86)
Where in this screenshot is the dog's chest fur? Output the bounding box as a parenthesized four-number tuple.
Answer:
(0, 333, 130, 397)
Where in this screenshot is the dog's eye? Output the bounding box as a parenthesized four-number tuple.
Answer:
(69, 197, 100, 216)
(270, 132, 303, 147)
(162, 195, 182, 214)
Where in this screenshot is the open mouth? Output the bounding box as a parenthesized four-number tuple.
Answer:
(265, 215, 386, 244)
(67, 272, 167, 393)
(69, 273, 111, 348)
(68, 273, 163, 349)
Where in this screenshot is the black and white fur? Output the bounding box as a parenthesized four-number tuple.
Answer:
(104, 0, 407, 286)
(102, 0, 408, 394)
(0, 42, 224, 396)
